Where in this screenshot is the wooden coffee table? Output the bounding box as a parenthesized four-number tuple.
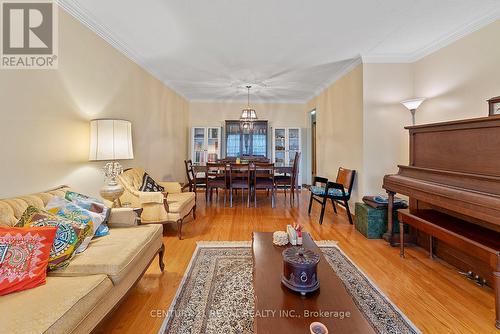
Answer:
(252, 232, 375, 334)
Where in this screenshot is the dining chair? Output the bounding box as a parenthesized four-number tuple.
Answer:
(184, 160, 206, 195)
(229, 163, 251, 207)
(275, 152, 300, 205)
(253, 163, 276, 208)
(308, 168, 356, 225)
(205, 162, 228, 205)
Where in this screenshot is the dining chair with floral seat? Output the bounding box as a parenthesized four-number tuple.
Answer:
(308, 168, 356, 225)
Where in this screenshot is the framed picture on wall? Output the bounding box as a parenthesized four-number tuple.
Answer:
(488, 96, 500, 116)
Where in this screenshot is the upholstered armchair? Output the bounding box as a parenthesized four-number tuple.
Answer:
(117, 168, 196, 239)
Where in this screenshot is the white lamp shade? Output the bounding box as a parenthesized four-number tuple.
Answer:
(401, 98, 426, 111)
(89, 119, 134, 161)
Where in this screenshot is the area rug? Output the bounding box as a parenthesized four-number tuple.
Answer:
(159, 241, 420, 334)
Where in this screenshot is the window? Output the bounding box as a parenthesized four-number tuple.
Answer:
(225, 120, 268, 157)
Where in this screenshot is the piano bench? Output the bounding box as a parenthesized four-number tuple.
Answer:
(398, 209, 500, 330)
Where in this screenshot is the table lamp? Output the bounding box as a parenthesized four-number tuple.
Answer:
(89, 119, 134, 207)
(401, 98, 425, 125)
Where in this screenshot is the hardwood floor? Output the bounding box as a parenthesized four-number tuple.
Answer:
(96, 190, 497, 334)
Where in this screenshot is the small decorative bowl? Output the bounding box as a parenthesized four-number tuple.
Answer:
(310, 321, 328, 334)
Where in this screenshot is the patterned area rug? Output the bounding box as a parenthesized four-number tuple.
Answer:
(159, 241, 420, 334)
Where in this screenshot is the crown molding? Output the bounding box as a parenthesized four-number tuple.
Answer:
(56, 0, 188, 100)
(305, 57, 362, 102)
(363, 8, 500, 64)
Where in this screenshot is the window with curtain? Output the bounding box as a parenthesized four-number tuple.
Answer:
(225, 120, 268, 157)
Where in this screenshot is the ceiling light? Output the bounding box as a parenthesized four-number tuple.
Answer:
(240, 85, 258, 131)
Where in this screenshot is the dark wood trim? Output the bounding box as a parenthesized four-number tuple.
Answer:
(404, 114, 500, 131)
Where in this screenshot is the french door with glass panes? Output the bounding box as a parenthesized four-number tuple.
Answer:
(191, 127, 221, 164)
(272, 128, 301, 166)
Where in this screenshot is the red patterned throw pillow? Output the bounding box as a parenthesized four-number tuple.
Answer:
(0, 226, 57, 296)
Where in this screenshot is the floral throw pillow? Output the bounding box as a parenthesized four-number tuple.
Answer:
(0, 226, 57, 296)
(140, 173, 165, 192)
(17, 206, 92, 271)
(46, 197, 105, 253)
(65, 191, 110, 236)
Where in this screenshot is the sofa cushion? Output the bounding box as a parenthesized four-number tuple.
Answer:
(0, 274, 112, 334)
(48, 224, 162, 284)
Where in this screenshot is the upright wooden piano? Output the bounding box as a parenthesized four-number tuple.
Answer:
(383, 116, 500, 329)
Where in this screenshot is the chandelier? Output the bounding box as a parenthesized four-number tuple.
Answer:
(239, 85, 258, 131)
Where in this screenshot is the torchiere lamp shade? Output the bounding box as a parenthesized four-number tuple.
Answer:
(401, 98, 425, 111)
(89, 119, 134, 161)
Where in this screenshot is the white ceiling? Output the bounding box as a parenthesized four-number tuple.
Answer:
(58, 0, 500, 103)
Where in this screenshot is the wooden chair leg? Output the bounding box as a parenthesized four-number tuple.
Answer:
(344, 200, 353, 224)
(308, 193, 314, 214)
(158, 244, 165, 272)
(319, 197, 327, 225)
(331, 198, 337, 213)
(494, 271, 500, 329)
(192, 205, 196, 219)
(177, 219, 183, 240)
(400, 222, 405, 258)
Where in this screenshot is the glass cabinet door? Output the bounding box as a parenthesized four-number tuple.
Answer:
(287, 128, 300, 165)
(225, 122, 241, 157)
(274, 128, 286, 166)
(252, 122, 268, 157)
(192, 127, 206, 164)
(206, 127, 220, 162)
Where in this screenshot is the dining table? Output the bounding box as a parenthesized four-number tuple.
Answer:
(192, 162, 293, 175)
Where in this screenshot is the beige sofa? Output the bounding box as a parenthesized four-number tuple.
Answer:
(117, 168, 196, 239)
(0, 186, 164, 334)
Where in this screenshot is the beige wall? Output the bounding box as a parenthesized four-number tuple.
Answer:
(414, 20, 500, 123)
(306, 65, 364, 205)
(362, 63, 413, 195)
(188, 102, 306, 128)
(0, 9, 189, 198)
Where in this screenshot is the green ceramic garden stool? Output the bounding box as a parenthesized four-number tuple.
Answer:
(354, 202, 403, 239)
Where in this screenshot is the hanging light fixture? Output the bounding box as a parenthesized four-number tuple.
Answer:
(240, 85, 258, 131)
